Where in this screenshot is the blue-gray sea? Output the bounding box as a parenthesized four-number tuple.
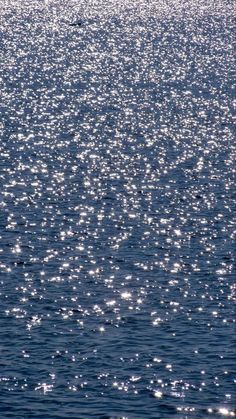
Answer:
(0, 1, 235, 418)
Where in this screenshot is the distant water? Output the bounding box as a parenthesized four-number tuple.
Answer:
(0, 1, 235, 418)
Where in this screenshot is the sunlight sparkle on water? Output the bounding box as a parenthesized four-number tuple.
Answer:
(0, 0, 235, 417)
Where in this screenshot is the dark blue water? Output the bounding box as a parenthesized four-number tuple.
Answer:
(0, 1, 235, 418)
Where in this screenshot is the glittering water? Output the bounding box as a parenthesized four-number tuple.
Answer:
(0, 1, 235, 418)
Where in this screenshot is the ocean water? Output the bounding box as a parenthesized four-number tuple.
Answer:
(0, 1, 235, 418)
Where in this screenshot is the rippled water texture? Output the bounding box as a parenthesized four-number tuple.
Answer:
(0, 0, 235, 417)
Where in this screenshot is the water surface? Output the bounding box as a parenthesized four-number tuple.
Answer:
(0, 1, 235, 418)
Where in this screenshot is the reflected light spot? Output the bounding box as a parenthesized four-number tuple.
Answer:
(153, 390, 163, 398)
(120, 292, 132, 300)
